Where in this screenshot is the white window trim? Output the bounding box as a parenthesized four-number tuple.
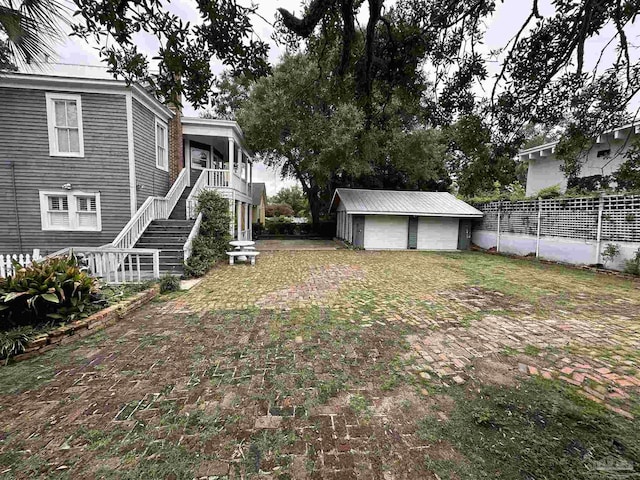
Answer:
(45, 92, 85, 158)
(39, 190, 102, 232)
(155, 118, 169, 172)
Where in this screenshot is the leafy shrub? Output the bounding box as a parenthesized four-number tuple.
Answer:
(252, 222, 264, 237)
(159, 274, 180, 293)
(624, 248, 640, 276)
(601, 244, 620, 268)
(184, 190, 232, 278)
(0, 253, 98, 329)
(536, 184, 562, 199)
(265, 203, 294, 217)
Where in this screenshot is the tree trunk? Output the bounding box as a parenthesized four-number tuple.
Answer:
(309, 195, 322, 230)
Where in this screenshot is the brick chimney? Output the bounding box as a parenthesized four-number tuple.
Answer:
(167, 103, 183, 185)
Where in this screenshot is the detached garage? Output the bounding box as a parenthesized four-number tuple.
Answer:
(330, 188, 483, 250)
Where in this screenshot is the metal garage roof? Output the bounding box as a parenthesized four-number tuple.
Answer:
(331, 188, 483, 218)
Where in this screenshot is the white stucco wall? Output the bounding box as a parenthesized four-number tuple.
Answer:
(417, 217, 459, 250)
(525, 135, 635, 197)
(364, 215, 409, 250)
(472, 229, 640, 271)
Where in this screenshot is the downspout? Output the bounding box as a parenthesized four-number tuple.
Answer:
(10, 162, 23, 252)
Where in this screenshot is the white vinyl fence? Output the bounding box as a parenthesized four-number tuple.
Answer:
(472, 194, 640, 271)
(0, 250, 42, 278)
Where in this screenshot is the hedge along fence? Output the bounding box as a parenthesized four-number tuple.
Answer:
(472, 194, 640, 270)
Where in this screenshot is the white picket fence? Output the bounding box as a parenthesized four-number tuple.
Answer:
(0, 250, 42, 278)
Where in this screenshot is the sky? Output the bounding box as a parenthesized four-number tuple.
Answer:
(40, 0, 639, 194)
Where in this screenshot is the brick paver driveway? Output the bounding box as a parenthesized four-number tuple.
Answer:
(1, 250, 639, 479)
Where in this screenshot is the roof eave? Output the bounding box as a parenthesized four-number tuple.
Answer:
(345, 211, 483, 218)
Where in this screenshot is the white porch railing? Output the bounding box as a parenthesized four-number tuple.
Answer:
(186, 168, 251, 219)
(112, 168, 189, 250)
(49, 247, 160, 284)
(0, 250, 42, 278)
(186, 170, 208, 220)
(183, 212, 203, 261)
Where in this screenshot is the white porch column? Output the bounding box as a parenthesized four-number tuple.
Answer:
(249, 158, 253, 196)
(249, 201, 253, 240)
(236, 200, 242, 240)
(245, 201, 250, 239)
(228, 138, 235, 187)
(229, 199, 235, 236)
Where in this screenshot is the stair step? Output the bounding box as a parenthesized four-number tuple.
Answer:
(151, 220, 195, 226)
(137, 238, 188, 244)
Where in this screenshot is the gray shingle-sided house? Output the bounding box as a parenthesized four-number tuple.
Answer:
(330, 188, 483, 250)
(0, 70, 256, 276)
(521, 123, 639, 197)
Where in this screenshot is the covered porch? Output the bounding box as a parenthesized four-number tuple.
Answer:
(181, 118, 254, 240)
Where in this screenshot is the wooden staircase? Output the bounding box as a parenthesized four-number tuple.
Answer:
(134, 187, 195, 275)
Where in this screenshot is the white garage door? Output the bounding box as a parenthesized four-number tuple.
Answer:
(364, 215, 408, 249)
(417, 217, 459, 250)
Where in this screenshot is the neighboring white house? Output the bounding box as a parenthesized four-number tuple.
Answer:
(521, 123, 640, 197)
(330, 188, 483, 250)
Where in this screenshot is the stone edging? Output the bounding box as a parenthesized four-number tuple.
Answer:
(5, 287, 158, 365)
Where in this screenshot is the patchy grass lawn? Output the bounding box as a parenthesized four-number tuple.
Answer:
(0, 250, 639, 479)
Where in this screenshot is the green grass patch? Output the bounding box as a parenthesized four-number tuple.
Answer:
(417, 377, 640, 479)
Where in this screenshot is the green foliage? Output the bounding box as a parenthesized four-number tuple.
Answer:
(269, 186, 309, 217)
(0, 326, 34, 361)
(184, 190, 232, 278)
(614, 138, 640, 191)
(602, 244, 620, 267)
(556, 130, 593, 180)
(465, 181, 526, 204)
(0, 39, 18, 71)
(537, 184, 563, 199)
(238, 51, 450, 223)
(445, 115, 519, 197)
(265, 203, 294, 217)
(0, 253, 99, 329)
(159, 274, 180, 294)
(72, 0, 269, 108)
(624, 248, 640, 276)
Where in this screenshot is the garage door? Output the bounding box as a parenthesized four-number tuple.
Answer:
(417, 217, 459, 250)
(364, 215, 409, 249)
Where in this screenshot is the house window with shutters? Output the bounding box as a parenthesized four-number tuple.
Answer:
(39, 191, 102, 231)
(45, 93, 85, 157)
(155, 118, 168, 171)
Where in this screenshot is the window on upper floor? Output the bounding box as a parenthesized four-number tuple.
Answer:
(39, 191, 101, 231)
(46, 93, 85, 157)
(156, 119, 168, 171)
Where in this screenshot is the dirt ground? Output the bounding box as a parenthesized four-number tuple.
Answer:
(1, 250, 639, 479)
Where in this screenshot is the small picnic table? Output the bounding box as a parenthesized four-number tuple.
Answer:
(227, 241, 260, 265)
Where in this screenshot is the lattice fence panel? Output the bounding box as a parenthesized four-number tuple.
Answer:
(501, 201, 539, 235)
(475, 195, 640, 243)
(601, 195, 640, 242)
(475, 201, 499, 231)
(539, 197, 599, 240)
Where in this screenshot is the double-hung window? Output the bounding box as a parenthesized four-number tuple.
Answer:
(46, 93, 85, 157)
(39, 191, 101, 231)
(155, 119, 168, 171)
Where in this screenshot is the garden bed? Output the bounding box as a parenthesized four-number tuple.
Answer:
(3, 287, 158, 365)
